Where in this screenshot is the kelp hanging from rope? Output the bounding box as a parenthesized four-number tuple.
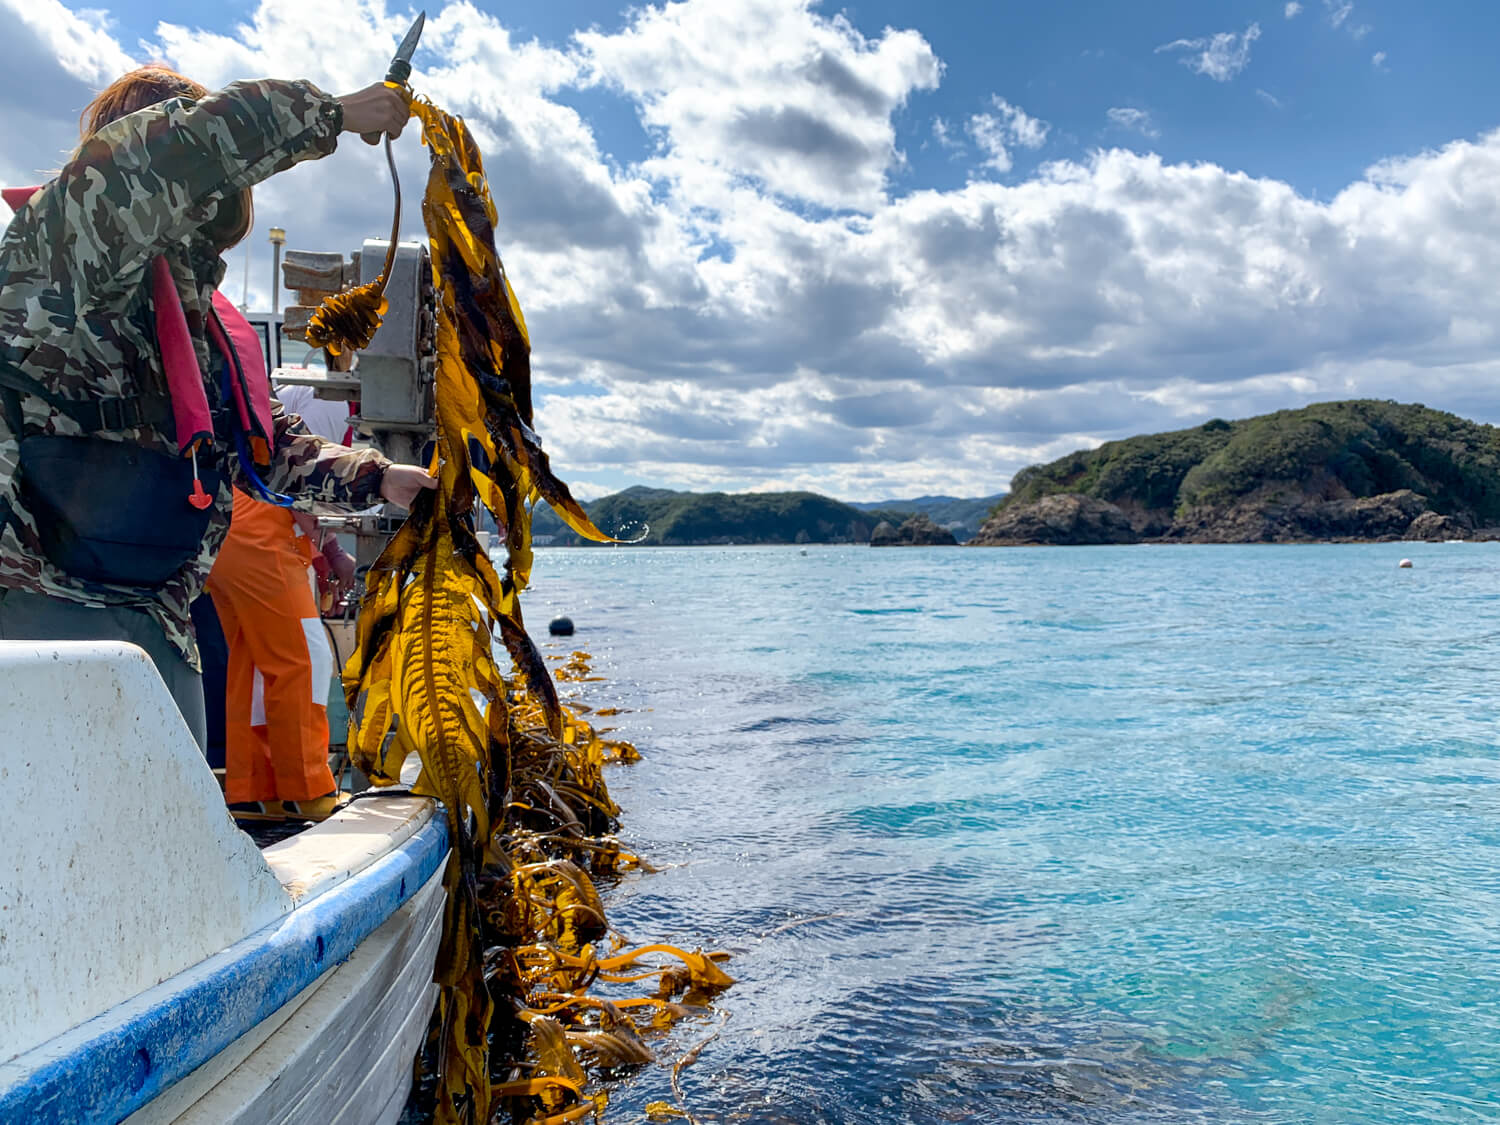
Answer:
(341, 98, 731, 1125)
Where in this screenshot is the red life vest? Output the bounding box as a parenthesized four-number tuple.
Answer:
(6, 184, 278, 502)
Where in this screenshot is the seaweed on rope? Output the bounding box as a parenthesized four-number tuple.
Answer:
(340, 97, 731, 1125)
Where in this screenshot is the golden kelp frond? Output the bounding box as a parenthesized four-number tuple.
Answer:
(307, 137, 405, 354)
(303, 277, 388, 355)
(484, 692, 733, 1125)
(346, 482, 503, 1123)
(499, 614, 562, 737)
(409, 96, 614, 558)
(566, 1025, 656, 1068)
(554, 650, 605, 683)
(343, 95, 729, 1125)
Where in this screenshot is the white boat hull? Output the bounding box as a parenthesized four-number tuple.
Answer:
(0, 641, 449, 1125)
(128, 863, 444, 1125)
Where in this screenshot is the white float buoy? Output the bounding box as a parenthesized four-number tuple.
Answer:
(1398, 558, 1413, 568)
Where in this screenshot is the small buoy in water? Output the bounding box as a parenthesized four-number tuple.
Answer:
(548, 616, 575, 636)
(1398, 558, 1413, 569)
(800, 548, 808, 556)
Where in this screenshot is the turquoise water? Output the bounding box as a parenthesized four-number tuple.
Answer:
(524, 543, 1500, 1124)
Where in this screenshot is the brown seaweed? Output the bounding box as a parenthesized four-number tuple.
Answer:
(342, 96, 727, 1125)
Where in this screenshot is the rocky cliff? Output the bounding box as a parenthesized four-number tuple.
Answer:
(870, 514, 959, 546)
(972, 401, 1500, 546)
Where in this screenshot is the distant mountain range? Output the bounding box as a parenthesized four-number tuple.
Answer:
(526, 487, 1005, 546)
(506, 400, 1500, 549)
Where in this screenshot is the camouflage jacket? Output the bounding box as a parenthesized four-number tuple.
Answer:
(0, 78, 390, 670)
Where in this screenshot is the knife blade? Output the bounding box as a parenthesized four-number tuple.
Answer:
(385, 11, 426, 86)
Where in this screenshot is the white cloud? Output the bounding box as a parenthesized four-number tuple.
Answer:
(1156, 22, 1261, 82)
(1372, 50, 1388, 70)
(967, 96, 1049, 174)
(0, 0, 139, 189)
(1284, 2, 1302, 17)
(932, 116, 962, 152)
(5, 0, 1500, 500)
(995, 98, 1049, 149)
(1106, 107, 1159, 139)
(7, 0, 130, 85)
(1256, 88, 1285, 109)
(575, 0, 941, 211)
(1322, 0, 1373, 41)
(967, 115, 1011, 173)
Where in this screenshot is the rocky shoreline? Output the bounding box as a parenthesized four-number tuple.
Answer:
(969, 489, 1490, 546)
(870, 513, 958, 546)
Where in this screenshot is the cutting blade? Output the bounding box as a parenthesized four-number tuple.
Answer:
(386, 11, 426, 85)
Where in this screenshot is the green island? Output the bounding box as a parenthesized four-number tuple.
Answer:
(527, 486, 1001, 546)
(522, 401, 1500, 547)
(973, 399, 1500, 545)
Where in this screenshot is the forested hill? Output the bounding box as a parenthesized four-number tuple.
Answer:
(974, 400, 1500, 545)
(529, 487, 915, 546)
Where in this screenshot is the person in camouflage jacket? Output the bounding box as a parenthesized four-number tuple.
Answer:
(0, 67, 425, 744)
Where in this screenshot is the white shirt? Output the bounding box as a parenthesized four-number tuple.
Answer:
(275, 383, 350, 444)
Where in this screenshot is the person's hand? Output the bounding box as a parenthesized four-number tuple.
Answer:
(325, 545, 358, 599)
(380, 464, 437, 508)
(337, 83, 411, 145)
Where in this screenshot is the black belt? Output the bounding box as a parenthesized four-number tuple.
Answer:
(0, 356, 172, 435)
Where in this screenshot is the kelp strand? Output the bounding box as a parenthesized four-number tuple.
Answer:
(341, 97, 730, 1125)
(305, 136, 402, 354)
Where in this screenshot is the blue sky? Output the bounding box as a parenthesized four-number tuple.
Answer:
(4, 0, 1500, 499)
(82, 1, 1500, 197)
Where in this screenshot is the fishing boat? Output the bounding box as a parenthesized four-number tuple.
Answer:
(0, 88, 533, 1112)
(0, 638, 448, 1125)
(0, 261, 451, 1122)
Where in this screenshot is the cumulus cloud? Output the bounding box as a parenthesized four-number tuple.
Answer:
(8, 0, 130, 85)
(967, 96, 1049, 174)
(1106, 107, 1159, 139)
(1284, 2, 1302, 17)
(0, 0, 134, 188)
(575, 0, 941, 211)
(1156, 22, 1261, 82)
(1372, 50, 1387, 70)
(4, 0, 1500, 500)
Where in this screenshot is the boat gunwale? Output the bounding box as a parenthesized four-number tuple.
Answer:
(0, 805, 449, 1125)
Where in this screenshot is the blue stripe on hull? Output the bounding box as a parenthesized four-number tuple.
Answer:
(0, 812, 449, 1125)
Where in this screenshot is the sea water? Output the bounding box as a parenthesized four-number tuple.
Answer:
(523, 543, 1500, 1124)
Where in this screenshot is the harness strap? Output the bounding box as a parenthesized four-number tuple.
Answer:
(0, 385, 21, 437)
(0, 355, 172, 435)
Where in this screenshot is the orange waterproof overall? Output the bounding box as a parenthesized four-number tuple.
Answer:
(206, 489, 335, 803)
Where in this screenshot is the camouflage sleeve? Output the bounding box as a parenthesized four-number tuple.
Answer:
(24, 79, 341, 312)
(246, 396, 391, 508)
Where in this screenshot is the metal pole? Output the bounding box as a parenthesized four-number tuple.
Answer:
(268, 225, 286, 313)
(240, 242, 251, 309)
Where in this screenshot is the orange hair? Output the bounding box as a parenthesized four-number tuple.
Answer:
(80, 64, 254, 251)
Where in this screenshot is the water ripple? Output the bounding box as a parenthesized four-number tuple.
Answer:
(527, 544, 1500, 1123)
